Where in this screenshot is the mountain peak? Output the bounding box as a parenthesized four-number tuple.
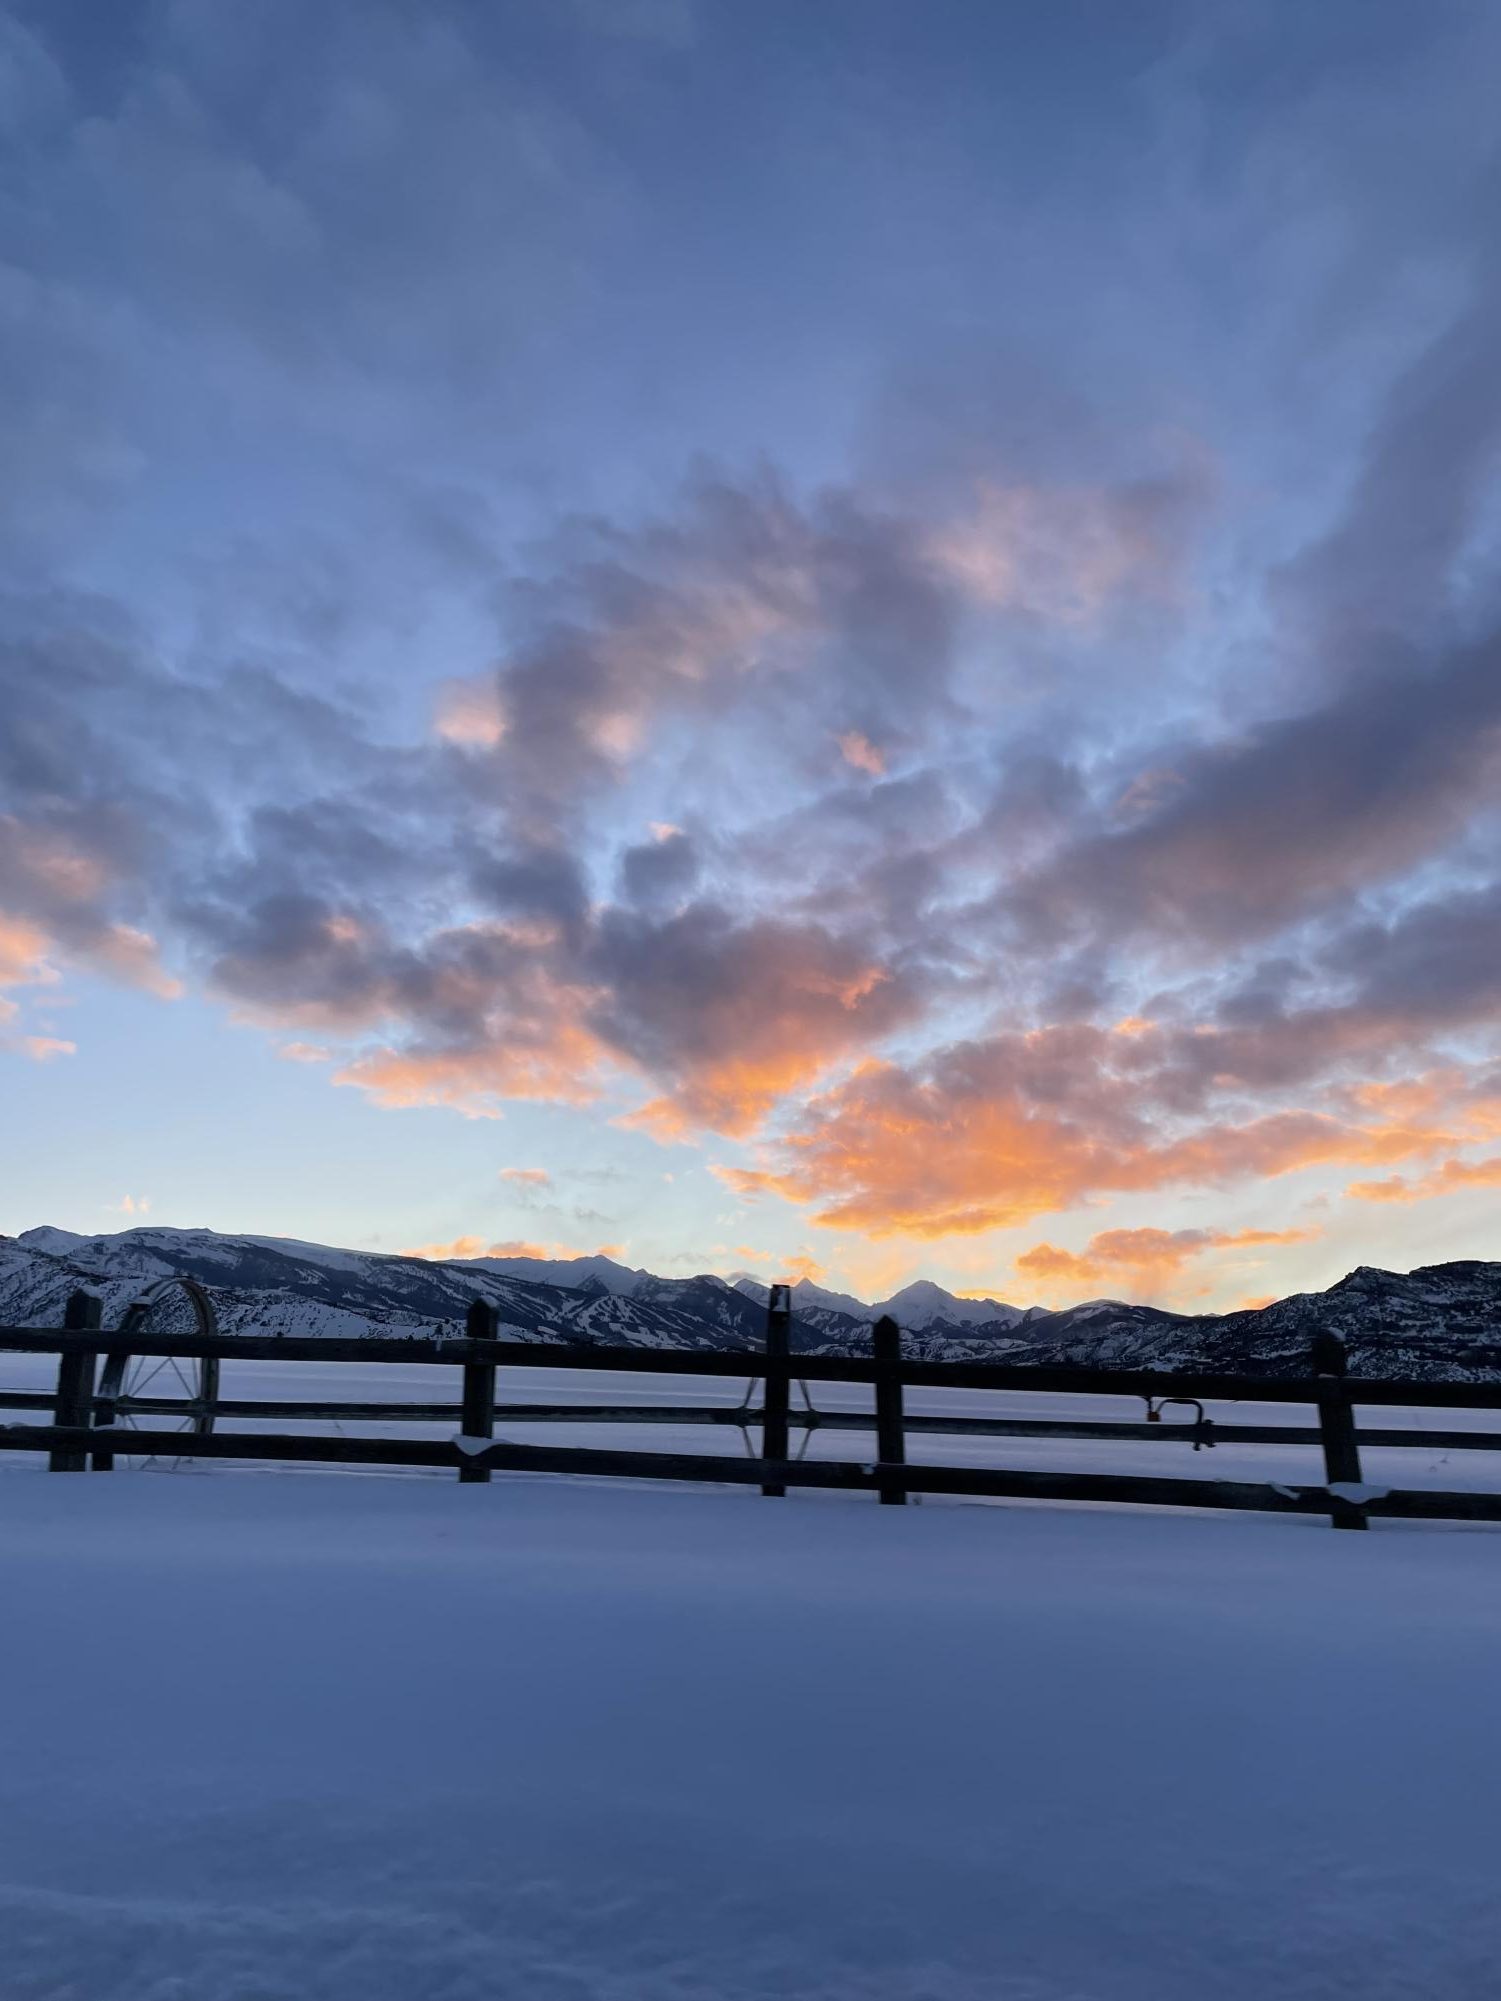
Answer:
(5, 1227, 1501, 1382)
(872, 1280, 1024, 1330)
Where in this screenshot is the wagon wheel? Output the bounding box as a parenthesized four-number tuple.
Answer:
(94, 1276, 219, 1467)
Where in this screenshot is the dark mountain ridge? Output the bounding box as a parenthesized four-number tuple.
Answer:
(1, 1227, 1499, 1380)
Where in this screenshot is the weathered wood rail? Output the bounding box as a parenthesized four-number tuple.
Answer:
(3, 1294, 1501, 1530)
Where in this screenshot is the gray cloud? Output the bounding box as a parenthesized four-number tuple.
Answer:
(1004, 634, 1501, 953)
(1275, 267, 1501, 667)
(617, 829, 700, 908)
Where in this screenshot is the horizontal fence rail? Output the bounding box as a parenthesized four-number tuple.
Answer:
(5, 1321, 1501, 1402)
(1, 1291, 1500, 1531)
(3, 1391, 1498, 1453)
(4, 1421, 1501, 1522)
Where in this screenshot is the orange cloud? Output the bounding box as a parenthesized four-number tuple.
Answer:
(6, 914, 180, 1001)
(1112, 1015, 1155, 1037)
(499, 1167, 552, 1187)
(721, 1048, 1455, 1240)
(332, 959, 609, 1115)
(0, 914, 57, 989)
(591, 902, 932, 1137)
(0, 918, 73, 1059)
(337, 1035, 603, 1116)
(402, 1237, 622, 1263)
(1347, 1155, 1501, 1205)
(1014, 1224, 1320, 1302)
(434, 676, 507, 748)
(403, 1236, 496, 1261)
(99, 924, 181, 998)
(783, 1253, 828, 1283)
(837, 730, 886, 777)
(297, 903, 913, 1137)
(226, 889, 917, 1141)
(730, 1245, 827, 1284)
(18, 1035, 77, 1062)
(1344, 1073, 1461, 1122)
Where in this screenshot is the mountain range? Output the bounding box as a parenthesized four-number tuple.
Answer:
(1, 1225, 1500, 1380)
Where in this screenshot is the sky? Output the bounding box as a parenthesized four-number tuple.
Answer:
(1, 0, 1500, 1311)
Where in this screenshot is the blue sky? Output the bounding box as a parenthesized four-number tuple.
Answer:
(2, 0, 1500, 1306)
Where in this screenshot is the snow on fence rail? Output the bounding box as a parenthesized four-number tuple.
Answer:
(3, 1287, 1501, 1530)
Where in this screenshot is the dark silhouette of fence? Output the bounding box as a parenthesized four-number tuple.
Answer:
(4, 1288, 1501, 1531)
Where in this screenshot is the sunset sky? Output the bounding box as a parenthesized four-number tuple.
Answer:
(2, 0, 1499, 1308)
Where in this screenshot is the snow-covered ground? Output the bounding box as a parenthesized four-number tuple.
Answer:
(0, 1471, 1497, 1999)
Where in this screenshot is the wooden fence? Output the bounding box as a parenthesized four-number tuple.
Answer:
(3, 1289, 1501, 1531)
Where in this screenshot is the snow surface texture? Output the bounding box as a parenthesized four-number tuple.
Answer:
(0, 1474, 1497, 2000)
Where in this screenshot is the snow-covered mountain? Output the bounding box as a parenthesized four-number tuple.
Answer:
(2, 1226, 1500, 1379)
(730, 1272, 1028, 1331)
(0, 1227, 781, 1352)
(463, 1252, 649, 1297)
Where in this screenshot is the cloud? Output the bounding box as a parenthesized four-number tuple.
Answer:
(1347, 1155, 1501, 1205)
(730, 1245, 827, 1284)
(979, 270, 1501, 968)
(403, 1236, 526, 1261)
(0, 23, 1498, 1273)
(1001, 638, 1501, 953)
(499, 1167, 552, 1188)
(463, 466, 966, 830)
(1275, 270, 1501, 666)
(837, 731, 885, 777)
(433, 676, 507, 748)
(0, 912, 73, 1059)
(0, 914, 56, 990)
(88, 924, 181, 998)
(616, 829, 700, 909)
(104, 1194, 152, 1214)
(590, 903, 922, 1136)
(333, 1026, 605, 1118)
(1014, 1224, 1320, 1301)
(401, 1236, 620, 1261)
(0, 872, 177, 1007)
(719, 1031, 1457, 1239)
(16, 1034, 76, 1062)
(924, 469, 1205, 623)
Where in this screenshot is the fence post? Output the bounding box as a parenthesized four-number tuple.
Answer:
(458, 1298, 498, 1484)
(50, 1290, 100, 1473)
(761, 1283, 791, 1497)
(1312, 1331, 1367, 1531)
(872, 1314, 907, 1505)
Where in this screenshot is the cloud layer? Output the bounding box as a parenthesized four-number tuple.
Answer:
(3, 0, 1500, 1295)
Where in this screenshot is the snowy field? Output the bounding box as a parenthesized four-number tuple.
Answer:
(0, 1469, 1499, 1999)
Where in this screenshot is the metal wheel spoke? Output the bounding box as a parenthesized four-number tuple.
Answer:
(102, 1276, 219, 1469)
(124, 1356, 173, 1400)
